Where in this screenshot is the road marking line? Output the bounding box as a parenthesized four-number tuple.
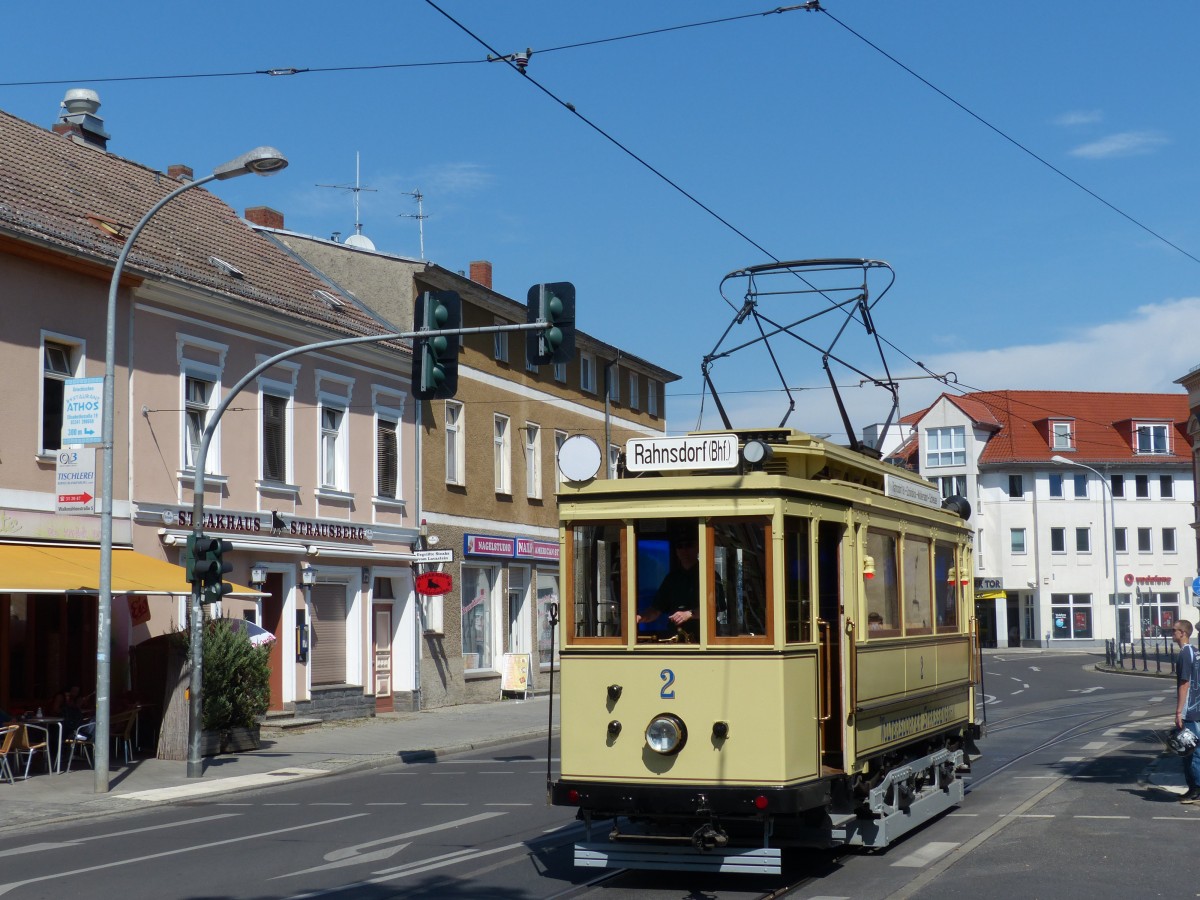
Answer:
(0, 814, 241, 858)
(1059, 756, 1084, 762)
(1002, 814, 1054, 818)
(311, 803, 353, 806)
(1014, 776, 1056, 780)
(1128, 710, 1148, 717)
(365, 803, 407, 806)
(421, 802, 469, 806)
(485, 803, 533, 807)
(891, 841, 959, 868)
(1152, 817, 1200, 821)
(0, 814, 367, 897)
(1081, 742, 1107, 750)
(1074, 815, 1129, 819)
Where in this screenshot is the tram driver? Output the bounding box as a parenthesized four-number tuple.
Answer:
(638, 525, 726, 641)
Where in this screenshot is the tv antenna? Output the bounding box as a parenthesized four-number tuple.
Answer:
(316, 151, 378, 249)
(400, 189, 428, 259)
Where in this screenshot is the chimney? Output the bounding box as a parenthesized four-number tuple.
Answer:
(168, 164, 193, 182)
(53, 88, 110, 151)
(469, 260, 493, 290)
(244, 206, 285, 230)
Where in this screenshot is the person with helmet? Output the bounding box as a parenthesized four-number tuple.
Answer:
(1172, 619, 1200, 803)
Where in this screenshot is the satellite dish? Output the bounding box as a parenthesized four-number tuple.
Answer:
(344, 233, 376, 251)
(558, 434, 602, 483)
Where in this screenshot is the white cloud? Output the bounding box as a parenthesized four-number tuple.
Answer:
(1069, 131, 1168, 159)
(1054, 110, 1103, 127)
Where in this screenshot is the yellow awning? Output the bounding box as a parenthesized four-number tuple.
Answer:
(0, 544, 258, 596)
(975, 589, 1007, 600)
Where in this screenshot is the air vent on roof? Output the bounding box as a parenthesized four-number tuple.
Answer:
(314, 289, 344, 309)
(208, 256, 244, 279)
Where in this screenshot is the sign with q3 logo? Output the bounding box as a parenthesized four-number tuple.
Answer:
(56, 447, 96, 514)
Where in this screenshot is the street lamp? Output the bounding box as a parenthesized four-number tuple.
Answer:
(1050, 455, 1123, 653)
(97, 147, 287, 792)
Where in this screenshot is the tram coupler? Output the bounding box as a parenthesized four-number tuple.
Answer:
(691, 822, 729, 852)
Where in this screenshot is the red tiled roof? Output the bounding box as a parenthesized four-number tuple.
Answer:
(0, 107, 402, 348)
(908, 390, 1189, 466)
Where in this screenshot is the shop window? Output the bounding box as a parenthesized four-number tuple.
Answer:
(1051, 593, 1092, 639)
(462, 565, 498, 670)
(536, 569, 561, 668)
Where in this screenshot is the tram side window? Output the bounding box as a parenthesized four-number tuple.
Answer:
(634, 519, 703, 642)
(934, 542, 959, 632)
(903, 537, 932, 635)
(864, 529, 900, 635)
(784, 519, 811, 643)
(712, 520, 771, 641)
(571, 523, 623, 639)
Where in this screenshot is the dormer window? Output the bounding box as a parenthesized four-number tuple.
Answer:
(1135, 423, 1169, 455)
(1050, 421, 1073, 450)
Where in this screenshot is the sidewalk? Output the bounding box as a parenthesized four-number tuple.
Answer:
(0, 695, 557, 834)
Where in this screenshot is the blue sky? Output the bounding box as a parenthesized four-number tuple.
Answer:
(3, 1, 1198, 440)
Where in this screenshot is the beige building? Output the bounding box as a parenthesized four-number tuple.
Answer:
(252, 216, 679, 706)
(0, 95, 419, 727)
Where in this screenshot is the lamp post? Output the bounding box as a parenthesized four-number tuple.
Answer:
(97, 147, 287, 792)
(1050, 455, 1123, 655)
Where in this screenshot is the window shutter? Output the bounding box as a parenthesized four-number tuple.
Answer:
(310, 583, 347, 685)
(377, 421, 397, 498)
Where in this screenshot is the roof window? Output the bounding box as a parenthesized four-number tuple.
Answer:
(207, 256, 244, 279)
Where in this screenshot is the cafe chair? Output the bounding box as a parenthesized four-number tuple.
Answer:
(111, 710, 138, 764)
(0, 724, 19, 784)
(13, 722, 50, 778)
(65, 720, 95, 771)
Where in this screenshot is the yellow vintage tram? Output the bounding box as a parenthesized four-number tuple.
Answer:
(549, 427, 980, 875)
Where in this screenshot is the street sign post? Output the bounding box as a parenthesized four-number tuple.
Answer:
(61, 377, 104, 446)
(413, 549, 453, 563)
(56, 447, 96, 514)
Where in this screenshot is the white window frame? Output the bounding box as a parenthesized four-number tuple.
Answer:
(607, 443, 620, 479)
(607, 364, 620, 404)
(1115, 527, 1128, 554)
(445, 400, 464, 486)
(493, 318, 509, 363)
(372, 388, 405, 507)
(628, 372, 639, 410)
(1137, 527, 1153, 553)
(525, 422, 542, 500)
(259, 390, 293, 486)
(318, 399, 349, 492)
(1163, 527, 1178, 554)
(554, 429, 567, 490)
(1011, 528, 1026, 554)
(1048, 472, 1064, 498)
(580, 353, 596, 394)
(1051, 421, 1073, 450)
(39, 333, 84, 455)
(1072, 472, 1088, 499)
(494, 413, 511, 495)
(183, 371, 219, 472)
(1075, 527, 1091, 553)
(1050, 527, 1066, 554)
(648, 379, 659, 417)
(1135, 422, 1169, 455)
(1160, 475, 1174, 499)
(925, 426, 965, 467)
(554, 362, 567, 383)
(375, 415, 399, 500)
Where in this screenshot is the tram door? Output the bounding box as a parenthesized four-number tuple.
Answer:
(817, 521, 845, 770)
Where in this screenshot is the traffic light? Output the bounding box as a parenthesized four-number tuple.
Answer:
(412, 290, 461, 399)
(192, 535, 233, 603)
(526, 282, 575, 366)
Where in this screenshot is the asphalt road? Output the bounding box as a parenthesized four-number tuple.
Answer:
(0, 652, 1183, 900)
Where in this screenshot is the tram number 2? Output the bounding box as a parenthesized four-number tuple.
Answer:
(659, 668, 676, 700)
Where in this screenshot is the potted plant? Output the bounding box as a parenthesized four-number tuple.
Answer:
(198, 619, 271, 754)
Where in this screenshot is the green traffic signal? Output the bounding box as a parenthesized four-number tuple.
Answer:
(412, 290, 461, 399)
(526, 282, 575, 366)
(190, 534, 234, 603)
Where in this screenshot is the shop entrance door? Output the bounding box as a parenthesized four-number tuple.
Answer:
(373, 605, 393, 713)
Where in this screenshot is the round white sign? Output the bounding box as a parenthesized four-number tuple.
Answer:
(558, 434, 602, 483)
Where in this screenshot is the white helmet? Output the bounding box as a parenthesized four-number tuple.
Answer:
(1168, 728, 1198, 755)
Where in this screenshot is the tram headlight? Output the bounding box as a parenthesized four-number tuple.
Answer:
(645, 714, 687, 755)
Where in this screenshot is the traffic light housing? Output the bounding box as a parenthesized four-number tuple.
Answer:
(191, 535, 234, 603)
(412, 290, 461, 399)
(526, 282, 575, 366)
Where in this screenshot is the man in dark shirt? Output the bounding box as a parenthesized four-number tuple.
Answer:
(638, 532, 702, 640)
(1172, 620, 1200, 803)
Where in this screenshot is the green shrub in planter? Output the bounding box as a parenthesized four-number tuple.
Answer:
(195, 619, 271, 733)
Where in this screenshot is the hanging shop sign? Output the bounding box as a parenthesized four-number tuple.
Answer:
(415, 571, 453, 596)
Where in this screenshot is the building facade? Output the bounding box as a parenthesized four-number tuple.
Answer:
(249, 219, 679, 706)
(0, 95, 419, 724)
(891, 391, 1196, 649)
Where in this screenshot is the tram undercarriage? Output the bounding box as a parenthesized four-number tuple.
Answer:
(565, 734, 974, 876)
